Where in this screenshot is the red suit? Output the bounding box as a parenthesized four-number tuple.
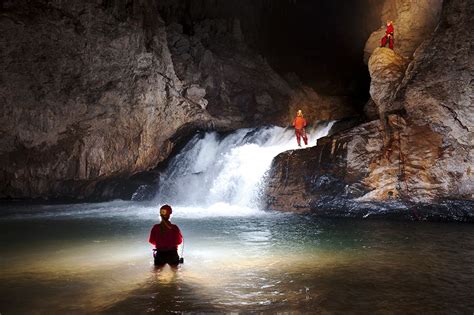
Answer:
(149, 223, 183, 251)
(381, 23, 394, 49)
(293, 116, 308, 146)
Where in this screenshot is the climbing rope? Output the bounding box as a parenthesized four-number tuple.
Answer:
(395, 115, 421, 221)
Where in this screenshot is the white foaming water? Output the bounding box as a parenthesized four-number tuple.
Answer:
(155, 123, 335, 217)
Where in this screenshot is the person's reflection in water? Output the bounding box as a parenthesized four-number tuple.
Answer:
(149, 204, 183, 269)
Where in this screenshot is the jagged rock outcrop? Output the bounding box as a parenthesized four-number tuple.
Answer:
(266, 112, 474, 221)
(364, 0, 443, 62)
(265, 0, 474, 221)
(265, 120, 382, 213)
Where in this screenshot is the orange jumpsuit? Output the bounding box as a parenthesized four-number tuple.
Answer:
(293, 116, 308, 146)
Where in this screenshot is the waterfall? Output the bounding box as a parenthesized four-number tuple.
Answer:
(153, 122, 335, 212)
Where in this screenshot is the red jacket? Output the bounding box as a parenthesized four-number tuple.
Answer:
(149, 222, 183, 250)
(293, 116, 307, 130)
(386, 23, 394, 36)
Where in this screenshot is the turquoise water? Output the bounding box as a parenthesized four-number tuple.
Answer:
(0, 201, 473, 314)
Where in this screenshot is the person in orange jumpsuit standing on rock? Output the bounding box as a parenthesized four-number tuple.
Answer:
(293, 109, 308, 147)
(380, 20, 394, 49)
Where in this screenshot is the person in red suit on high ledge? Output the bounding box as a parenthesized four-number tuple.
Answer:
(381, 20, 394, 49)
(293, 109, 308, 147)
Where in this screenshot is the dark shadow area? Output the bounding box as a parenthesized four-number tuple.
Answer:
(158, 0, 385, 104)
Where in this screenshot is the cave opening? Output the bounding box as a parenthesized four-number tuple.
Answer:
(158, 0, 385, 113)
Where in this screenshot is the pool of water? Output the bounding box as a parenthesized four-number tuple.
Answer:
(1, 201, 473, 314)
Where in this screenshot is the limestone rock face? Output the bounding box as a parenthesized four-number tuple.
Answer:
(165, 20, 355, 127)
(265, 0, 474, 221)
(364, 0, 443, 62)
(362, 0, 472, 203)
(368, 47, 408, 120)
(365, 0, 473, 203)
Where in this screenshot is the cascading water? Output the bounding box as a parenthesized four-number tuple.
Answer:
(153, 122, 335, 213)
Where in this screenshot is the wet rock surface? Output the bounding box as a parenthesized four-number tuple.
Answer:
(265, 119, 474, 222)
(265, 121, 382, 213)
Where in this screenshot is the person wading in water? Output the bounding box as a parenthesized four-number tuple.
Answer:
(293, 109, 308, 147)
(149, 204, 183, 267)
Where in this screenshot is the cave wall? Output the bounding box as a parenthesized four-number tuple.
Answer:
(0, 0, 209, 198)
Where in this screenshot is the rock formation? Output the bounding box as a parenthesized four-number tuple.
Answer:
(265, 0, 474, 221)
